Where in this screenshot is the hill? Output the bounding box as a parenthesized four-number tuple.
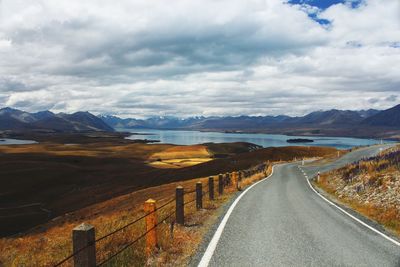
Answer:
(0, 107, 114, 133)
(290, 109, 365, 125)
(361, 104, 400, 127)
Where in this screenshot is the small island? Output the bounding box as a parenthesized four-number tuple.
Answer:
(287, 138, 314, 143)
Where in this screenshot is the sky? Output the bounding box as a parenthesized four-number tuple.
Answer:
(0, 0, 399, 118)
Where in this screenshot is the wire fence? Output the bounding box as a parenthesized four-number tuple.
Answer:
(53, 162, 272, 267)
(97, 210, 176, 266)
(53, 197, 176, 266)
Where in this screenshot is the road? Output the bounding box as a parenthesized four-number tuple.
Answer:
(199, 145, 400, 266)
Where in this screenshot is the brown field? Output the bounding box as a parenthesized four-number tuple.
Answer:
(0, 136, 338, 266)
(0, 138, 337, 238)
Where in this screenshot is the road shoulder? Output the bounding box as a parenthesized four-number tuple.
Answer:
(308, 173, 400, 245)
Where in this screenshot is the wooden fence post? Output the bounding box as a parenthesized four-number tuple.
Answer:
(208, 177, 214, 201)
(238, 171, 242, 190)
(225, 173, 230, 186)
(144, 199, 157, 256)
(232, 172, 238, 190)
(73, 223, 96, 267)
(176, 186, 184, 225)
(196, 182, 203, 210)
(218, 174, 223, 195)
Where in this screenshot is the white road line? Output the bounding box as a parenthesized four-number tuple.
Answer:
(197, 165, 276, 267)
(305, 170, 400, 247)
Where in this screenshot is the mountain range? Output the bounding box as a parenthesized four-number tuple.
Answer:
(99, 104, 400, 139)
(1, 104, 399, 139)
(0, 107, 113, 133)
(100, 107, 397, 130)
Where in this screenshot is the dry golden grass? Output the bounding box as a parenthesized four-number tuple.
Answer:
(149, 145, 210, 160)
(148, 145, 213, 168)
(0, 163, 272, 267)
(149, 158, 213, 169)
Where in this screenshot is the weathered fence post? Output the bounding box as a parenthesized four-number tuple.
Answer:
(208, 177, 214, 200)
(225, 173, 230, 186)
(176, 186, 184, 225)
(232, 172, 238, 190)
(235, 172, 240, 190)
(218, 174, 224, 195)
(144, 199, 157, 256)
(196, 182, 203, 210)
(238, 171, 242, 190)
(73, 223, 96, 267)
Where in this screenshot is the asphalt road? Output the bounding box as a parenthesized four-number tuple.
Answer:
(202, 145, 400, 266)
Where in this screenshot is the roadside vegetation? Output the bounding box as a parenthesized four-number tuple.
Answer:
(316, 145, 400, 236)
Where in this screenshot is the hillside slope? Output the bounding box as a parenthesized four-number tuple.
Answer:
(362, 104, 400, 127)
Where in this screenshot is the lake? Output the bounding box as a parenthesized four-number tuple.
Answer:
(0, 138, 37, 145)
(122, 129, 387, 149)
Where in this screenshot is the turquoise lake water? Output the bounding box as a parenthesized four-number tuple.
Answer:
(122, 129, 388, 149)
(0, 138, 37, 145)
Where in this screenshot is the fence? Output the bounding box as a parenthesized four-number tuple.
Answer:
(53, 162, 271, 267)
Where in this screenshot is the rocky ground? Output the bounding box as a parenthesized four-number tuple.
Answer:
(318, 145, 400, 235)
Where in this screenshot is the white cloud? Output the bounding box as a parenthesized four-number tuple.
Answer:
(0, 0, 399, 117)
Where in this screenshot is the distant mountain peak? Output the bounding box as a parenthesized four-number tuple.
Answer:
(0, 107, 114, 133)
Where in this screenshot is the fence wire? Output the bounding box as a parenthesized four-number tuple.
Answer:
(53, 197, 175, 267)
(97, 210, 176, 266)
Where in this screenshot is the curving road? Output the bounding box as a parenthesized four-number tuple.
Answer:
(198, 145, 400, 267)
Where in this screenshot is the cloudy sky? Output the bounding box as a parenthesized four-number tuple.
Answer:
(0, 0, 399, 118)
